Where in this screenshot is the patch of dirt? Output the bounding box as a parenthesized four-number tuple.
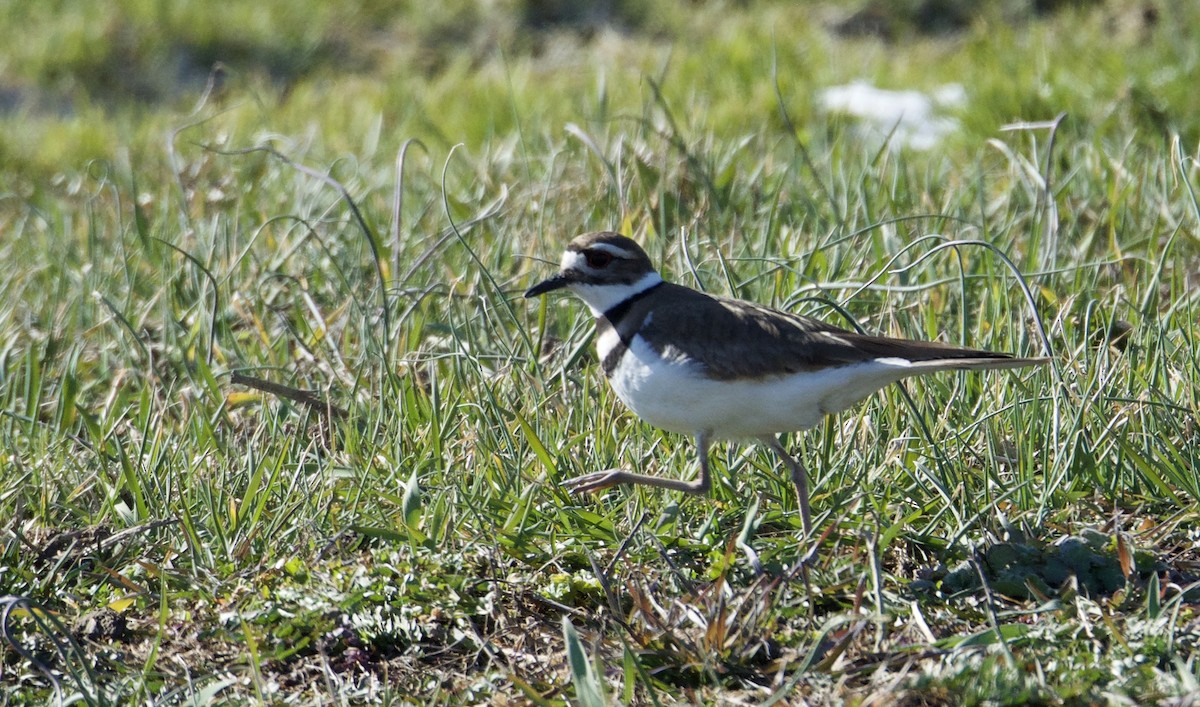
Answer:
(71, 608, 130, 643)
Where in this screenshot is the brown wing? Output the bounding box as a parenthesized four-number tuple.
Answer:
(643, 284, 1023, 381)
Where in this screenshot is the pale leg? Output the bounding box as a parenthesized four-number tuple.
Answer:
(561, 431, 713, 495)
(762, 436, 813, 537)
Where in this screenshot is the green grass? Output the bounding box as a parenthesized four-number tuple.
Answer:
(2, 0, 1200, 703)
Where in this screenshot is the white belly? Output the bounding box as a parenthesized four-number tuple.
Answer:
(605, 334, 919, 439)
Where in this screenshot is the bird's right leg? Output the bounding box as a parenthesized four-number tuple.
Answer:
(762, 435, 813, 537)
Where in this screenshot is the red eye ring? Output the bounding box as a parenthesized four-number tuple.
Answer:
(585, 250, 613, 268)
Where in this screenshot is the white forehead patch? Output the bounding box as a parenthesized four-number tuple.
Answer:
(561, 250, 587, 271)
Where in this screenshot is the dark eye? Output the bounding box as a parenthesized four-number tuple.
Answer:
(585, 250, 613, 269)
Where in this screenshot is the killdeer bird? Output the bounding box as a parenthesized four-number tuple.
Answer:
(525, 232, 1048, 537)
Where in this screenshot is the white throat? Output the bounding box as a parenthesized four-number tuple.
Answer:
(571, 271, 664, 317)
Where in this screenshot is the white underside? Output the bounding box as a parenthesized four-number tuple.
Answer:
(605, 334, 923, 439)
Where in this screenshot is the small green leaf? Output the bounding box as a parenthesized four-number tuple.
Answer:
(181, 677, 239, 707)
(514, 409, 557, 477)
(622, 644, 637, 704)
(401, 468, 422, 528)
(1116, 437, 1182, 505)
(942, 622, 1031, 649)
(1146, 571, 1162, 620)
(562, 616, 607, 707)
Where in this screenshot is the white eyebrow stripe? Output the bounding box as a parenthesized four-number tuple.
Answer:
(586, 242, 635, 257)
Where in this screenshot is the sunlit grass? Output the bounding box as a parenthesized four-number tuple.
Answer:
(2, 1, 1199, 704)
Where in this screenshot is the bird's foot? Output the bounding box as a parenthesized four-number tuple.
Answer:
(559, 468, 629, 495)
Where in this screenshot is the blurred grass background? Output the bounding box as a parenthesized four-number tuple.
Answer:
(2, 0, 1199, 703)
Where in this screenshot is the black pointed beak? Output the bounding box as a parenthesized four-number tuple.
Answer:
(524, 275, 569, 298)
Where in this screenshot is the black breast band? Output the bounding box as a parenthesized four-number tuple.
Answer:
(598, 281, 664, 377)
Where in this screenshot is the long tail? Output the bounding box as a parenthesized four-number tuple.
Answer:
(900, 356, 1050, 374)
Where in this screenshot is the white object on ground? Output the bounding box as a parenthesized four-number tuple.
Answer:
(817, 80, 966, 150)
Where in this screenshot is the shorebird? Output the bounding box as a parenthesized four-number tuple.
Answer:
(526, 232, 1047, 536)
